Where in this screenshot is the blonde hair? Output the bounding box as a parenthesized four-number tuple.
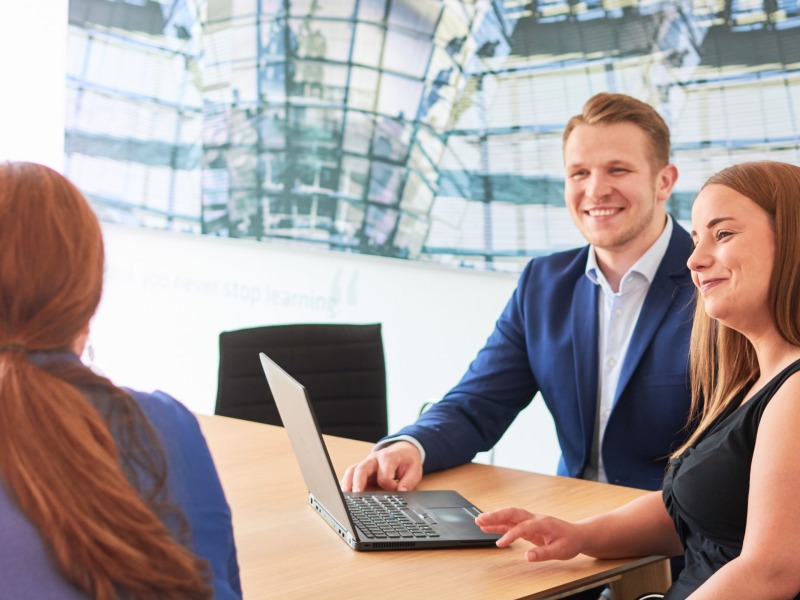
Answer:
(563, 92, 671, 168)
(0, 161, 211, 599)
(674, 161, 800, 456)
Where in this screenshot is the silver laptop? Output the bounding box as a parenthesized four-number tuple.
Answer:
(259, 352, 501, 551)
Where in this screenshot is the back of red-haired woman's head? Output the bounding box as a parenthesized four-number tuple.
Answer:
(0, 162, 212, 598)
(0, 161, 103, 350)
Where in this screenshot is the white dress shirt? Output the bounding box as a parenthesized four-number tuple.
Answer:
(583, 215, 673, 482)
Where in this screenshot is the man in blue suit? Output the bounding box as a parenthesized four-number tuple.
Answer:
(342, 93, 694, 498)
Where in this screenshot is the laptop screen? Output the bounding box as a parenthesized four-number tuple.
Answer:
(259, 352, 356, 533)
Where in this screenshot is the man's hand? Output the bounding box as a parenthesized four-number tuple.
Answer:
(340, 441, 423, 492)
(475, 507, 586, 562)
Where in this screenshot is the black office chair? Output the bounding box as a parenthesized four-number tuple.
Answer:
(215, 323, 388, 443)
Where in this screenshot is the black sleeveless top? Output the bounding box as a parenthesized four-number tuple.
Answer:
(662, 358, 800, 599)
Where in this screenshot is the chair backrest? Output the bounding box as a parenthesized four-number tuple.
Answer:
(215, 323, 388, 443)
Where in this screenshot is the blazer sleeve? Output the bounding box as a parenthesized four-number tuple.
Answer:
(390, 262, 541, 473)
(131, 390, 242, 600)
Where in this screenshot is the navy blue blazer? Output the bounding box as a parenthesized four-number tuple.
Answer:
(393, 222, 696, 491)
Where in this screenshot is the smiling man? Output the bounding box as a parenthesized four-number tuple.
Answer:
(343, 92, 695, 501)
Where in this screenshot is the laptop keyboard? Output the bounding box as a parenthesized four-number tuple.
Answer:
(346, 495, 440, 540)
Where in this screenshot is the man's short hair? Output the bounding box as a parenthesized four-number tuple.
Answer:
(562, 93, 671, 168)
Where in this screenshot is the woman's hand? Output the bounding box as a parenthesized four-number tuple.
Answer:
(476, 507, 586, 562)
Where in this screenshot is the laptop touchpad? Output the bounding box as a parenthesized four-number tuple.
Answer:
(428, 507, 479, 525)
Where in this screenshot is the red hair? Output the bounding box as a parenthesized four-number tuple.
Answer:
(0, 162, 211, 599)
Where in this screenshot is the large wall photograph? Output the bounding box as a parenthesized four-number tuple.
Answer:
(65, 0, 800, 272)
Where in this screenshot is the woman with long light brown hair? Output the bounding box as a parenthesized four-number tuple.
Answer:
(0, 161, 241, 599)
(475, 161, 800, 599)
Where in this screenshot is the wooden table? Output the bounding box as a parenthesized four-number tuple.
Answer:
(198, 414, 670, 599)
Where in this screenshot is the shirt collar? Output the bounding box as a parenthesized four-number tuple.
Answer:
(585, 214, 673, 288)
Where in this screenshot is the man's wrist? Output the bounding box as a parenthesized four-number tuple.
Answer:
(373, 435, 426, 463)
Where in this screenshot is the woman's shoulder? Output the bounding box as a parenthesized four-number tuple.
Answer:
(120, 388, 215, 465)
(123, 388, 200, 434)
(119, 391, 242, 599)
(759, 363, 800, 421)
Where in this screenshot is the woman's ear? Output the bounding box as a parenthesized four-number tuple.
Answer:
(71, 323, 91, 356)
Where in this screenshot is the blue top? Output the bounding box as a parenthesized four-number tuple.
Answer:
(0, 379, 241, 599)
(391, 222, 696, 491)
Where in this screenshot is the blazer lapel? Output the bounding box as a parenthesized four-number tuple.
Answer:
(615, 227, 692, 401)
(572, 273, 600, 467)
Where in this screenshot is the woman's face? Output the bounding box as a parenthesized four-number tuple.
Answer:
(688, 184, 775, 336)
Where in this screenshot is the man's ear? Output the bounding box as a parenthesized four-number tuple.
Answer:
(656, 163, 679, 203)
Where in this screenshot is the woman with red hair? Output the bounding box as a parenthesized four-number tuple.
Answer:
(0, 161, 241, 599)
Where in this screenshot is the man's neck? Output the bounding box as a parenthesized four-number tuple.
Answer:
(593, 217, 670, 293)
(594, 249, 638, 293)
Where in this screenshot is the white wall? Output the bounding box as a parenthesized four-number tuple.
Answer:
(0, 0, 560, 475)
(94, 223, 559, 473)
(0, 2, 67, 169)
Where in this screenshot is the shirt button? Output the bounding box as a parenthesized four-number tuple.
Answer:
(614, 308, 622, 317)
(608, 358, 616, 367)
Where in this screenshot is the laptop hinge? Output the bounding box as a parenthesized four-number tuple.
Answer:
(309, 493, 359, 549)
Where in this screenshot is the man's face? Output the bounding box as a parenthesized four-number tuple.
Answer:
(563, 122, 675, 259)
